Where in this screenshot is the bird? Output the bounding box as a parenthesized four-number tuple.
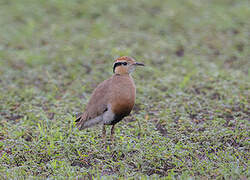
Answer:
(75, 56, 144, 143)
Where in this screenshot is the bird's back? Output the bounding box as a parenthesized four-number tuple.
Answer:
(76, 74, 136, 129)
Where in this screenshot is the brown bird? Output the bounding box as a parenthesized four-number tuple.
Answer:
(76, 56, 144, 143)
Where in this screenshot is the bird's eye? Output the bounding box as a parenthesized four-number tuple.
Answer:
(122, 62, 127, 65)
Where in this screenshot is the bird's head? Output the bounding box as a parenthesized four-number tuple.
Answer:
(113, 56, 144, 75)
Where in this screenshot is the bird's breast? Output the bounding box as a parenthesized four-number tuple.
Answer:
(110, 75, 136, 117)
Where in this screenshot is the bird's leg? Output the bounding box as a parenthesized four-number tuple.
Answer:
(110, 124, 115, 145)
(102, 125, 106, 144)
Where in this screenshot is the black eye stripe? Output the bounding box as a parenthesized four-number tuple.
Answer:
(113, 62, 128, 73)
(115, 62, 127, 66)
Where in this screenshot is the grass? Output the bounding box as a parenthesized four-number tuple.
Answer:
(0, 0, 249, 178)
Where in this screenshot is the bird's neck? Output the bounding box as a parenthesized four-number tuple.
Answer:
(113, 73, 134, 82)
(114, 72, 131, 76)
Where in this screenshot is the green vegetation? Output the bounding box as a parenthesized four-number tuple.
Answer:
(0, 0, 249, 178)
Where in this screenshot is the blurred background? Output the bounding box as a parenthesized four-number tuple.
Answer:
(0, 0, 249, 178)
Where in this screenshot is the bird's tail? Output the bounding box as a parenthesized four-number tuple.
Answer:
(75, 112, 103, 130)
(75, 113, 87, 130)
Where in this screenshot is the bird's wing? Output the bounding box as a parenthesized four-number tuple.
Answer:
(76, 78, 111, 130)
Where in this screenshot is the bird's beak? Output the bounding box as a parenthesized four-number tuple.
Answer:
(134, 62, 145, 66)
